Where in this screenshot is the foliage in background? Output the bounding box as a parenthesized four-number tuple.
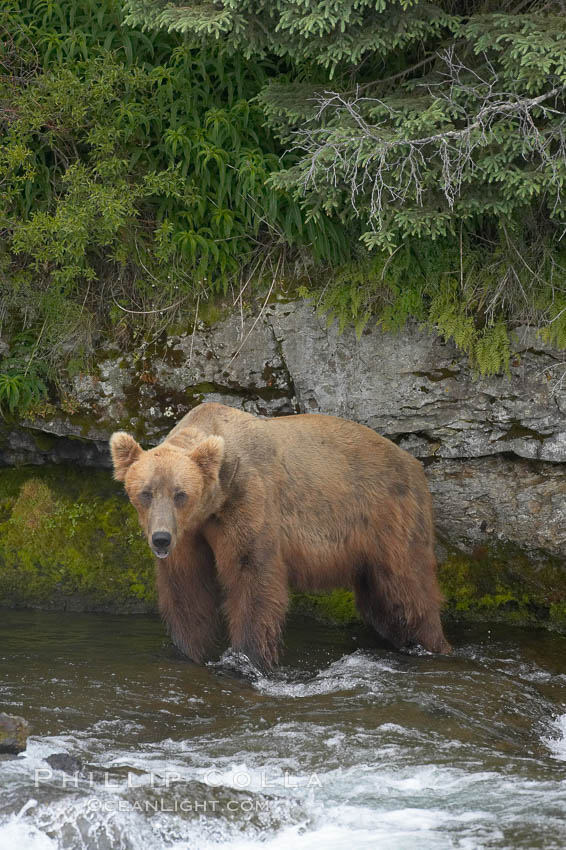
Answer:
(0, 0, 346, 414)
(2, 0, 566, 419)
(125, 0, 566, 375)
(0, 332, 48, 414)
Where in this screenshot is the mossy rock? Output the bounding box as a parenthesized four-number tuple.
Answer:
(0, 466, 155, 613)
(292, 544, 566, 632)
(0, 713, 29, 754)
(437, 542, 566, 630)
(291, 589, 359, 624)
(1, 466, 566, 631)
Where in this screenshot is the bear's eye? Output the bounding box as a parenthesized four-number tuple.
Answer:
(139, 490, 153, 506)
(174, 490, 187, 507)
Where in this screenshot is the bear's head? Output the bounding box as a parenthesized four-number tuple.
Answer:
(109, 432, 224, 559)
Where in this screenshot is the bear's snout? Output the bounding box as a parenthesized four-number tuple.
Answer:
(151, 530, 172, 558)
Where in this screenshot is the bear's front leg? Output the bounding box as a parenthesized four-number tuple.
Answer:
(217, 543, 289, 671)
(156, 533, 222, 663)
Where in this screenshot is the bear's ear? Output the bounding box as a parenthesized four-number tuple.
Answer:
(191, 435, 225, 481)
(109, 432, 143, 481)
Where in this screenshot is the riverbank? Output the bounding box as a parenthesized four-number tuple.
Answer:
(1, 299, 566, 631)
(1, 464, 565, 631)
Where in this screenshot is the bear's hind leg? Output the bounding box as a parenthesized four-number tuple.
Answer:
(354, 562, 410, 649)
(354, 558, 450, 654)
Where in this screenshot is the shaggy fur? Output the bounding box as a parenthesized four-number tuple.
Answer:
(110, 402, 450, 669)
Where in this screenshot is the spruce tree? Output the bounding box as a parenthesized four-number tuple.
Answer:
(123, 1, 566, 373)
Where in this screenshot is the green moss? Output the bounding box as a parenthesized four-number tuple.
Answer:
(30, 431, 57, 452)
(167, 297, 234, 332)
(1, 466, 566, 633)
(196, 301, 227, 326)
(292, 543, 566, 632)
(0, 466, 155, 613)
(411, 368, 460, 383)
(437, 542, 566, 630)
(496, 422, 548, 443)
(291, 589, 359, 624)
(290, 545, 566, 632)
(549, 602, 566, 626)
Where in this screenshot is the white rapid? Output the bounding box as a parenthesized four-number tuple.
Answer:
(0, 611, 565, 850)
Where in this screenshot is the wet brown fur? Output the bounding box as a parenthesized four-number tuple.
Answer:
(110, 402, 450, 669)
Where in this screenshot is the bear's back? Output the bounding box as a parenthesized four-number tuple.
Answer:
(174, 402, 425, 500)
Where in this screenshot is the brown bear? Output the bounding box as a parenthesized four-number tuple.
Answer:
(110, 402, 450, 669)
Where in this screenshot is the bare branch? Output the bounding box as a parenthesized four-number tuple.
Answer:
(289, 50, 566, 236)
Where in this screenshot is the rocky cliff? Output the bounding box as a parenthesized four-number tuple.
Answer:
(2, 300, 565, 626)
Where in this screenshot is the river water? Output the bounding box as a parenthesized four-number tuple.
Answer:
(0, 610, 565, 849)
